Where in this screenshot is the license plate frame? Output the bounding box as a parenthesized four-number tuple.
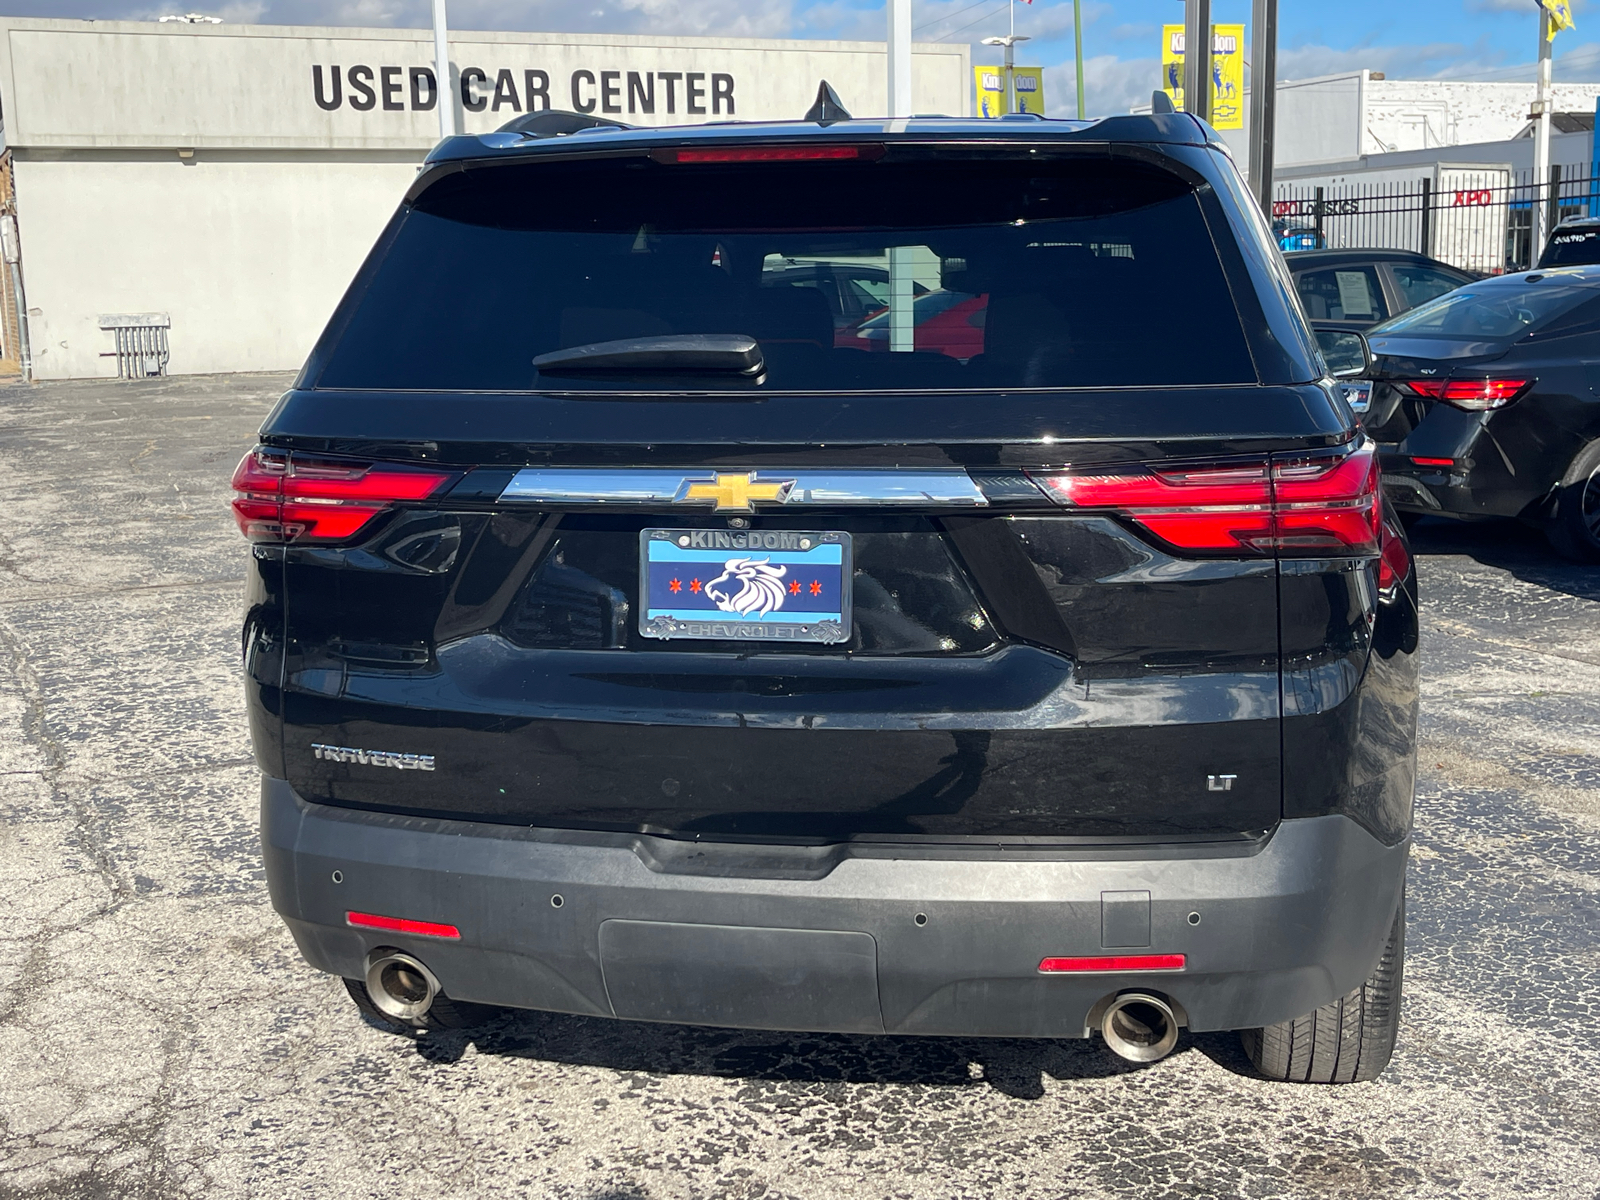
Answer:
(639, 528, 852, 644)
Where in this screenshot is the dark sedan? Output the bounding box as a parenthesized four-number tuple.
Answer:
(1361, 265, 1600, 559)
(1287, 249, 1475, 332)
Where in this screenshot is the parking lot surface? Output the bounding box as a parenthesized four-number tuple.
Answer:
(1, 374, 1598, 1200)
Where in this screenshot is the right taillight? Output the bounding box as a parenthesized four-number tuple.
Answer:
(230, 449, 458, 543)
(1401, 378, 1532, 411)
(1031, 442, 1379, 557)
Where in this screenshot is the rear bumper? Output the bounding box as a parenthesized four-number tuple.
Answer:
(262, 777, 1408, 1038)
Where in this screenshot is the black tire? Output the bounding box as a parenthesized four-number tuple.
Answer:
(342, 976, 504, 1032)
(1546, 439, 1600, 562)
(1240, 895, 1404, 1084)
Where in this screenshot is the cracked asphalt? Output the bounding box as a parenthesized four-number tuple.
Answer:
(1, 373, 1598, 1200)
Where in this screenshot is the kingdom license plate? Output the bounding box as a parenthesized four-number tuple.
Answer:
(639, 528, 852, 643)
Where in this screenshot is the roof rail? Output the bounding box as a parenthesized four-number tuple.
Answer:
(496, 110, 632, 138)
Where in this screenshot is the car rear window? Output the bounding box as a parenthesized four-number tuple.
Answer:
(1373, 276, 1596, 340)
(1540, 227, 1600, 266)
(316, 149, 1257, 392)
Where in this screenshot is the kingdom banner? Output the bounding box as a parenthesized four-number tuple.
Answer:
(1159, 23, 1244, 130)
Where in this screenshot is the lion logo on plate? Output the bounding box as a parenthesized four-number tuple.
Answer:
(704, 557, 788, 617)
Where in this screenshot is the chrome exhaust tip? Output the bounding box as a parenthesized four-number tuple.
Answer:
(364, 950, 439, 1022)
(1100, 992, 1180, 1063)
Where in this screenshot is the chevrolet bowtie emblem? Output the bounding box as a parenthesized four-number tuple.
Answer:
(680, 472, 795, 512)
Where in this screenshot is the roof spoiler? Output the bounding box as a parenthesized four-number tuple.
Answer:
(496, 110, 632, 138)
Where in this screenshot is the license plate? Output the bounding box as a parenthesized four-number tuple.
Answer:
(639, 528, 852, 643)
(1336, 379, 1373, 414)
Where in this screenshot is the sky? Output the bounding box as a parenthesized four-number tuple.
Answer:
(9, 0, 1600, 118)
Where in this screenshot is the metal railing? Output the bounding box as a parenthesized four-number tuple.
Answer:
(1272, 166, 1600, 274)
(98, 313, 170, 378)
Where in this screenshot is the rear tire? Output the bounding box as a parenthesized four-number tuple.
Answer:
(1240, 895, 1404, 1083)
(342, 976, 504, 1032)
(1545, 439, 1600, 562)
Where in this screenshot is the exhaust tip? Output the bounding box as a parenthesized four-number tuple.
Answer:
(365, 950, 439, 1021)
(1100, 992, 1179, 1063)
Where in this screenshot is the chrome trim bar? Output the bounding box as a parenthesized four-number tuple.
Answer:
(499, 468, 988, 509)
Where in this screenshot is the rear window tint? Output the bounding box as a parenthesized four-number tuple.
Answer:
(1374, 277, 1595, 340)
(1541, 227, 1600, 266)
(317, 151, 1256, 392)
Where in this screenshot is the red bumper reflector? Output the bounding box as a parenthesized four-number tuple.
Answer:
(1410, 456, 1455, 467)
(346, 911, 462, 940)
(666, 144, 879, 163)
(1038, 954, 1186, 973)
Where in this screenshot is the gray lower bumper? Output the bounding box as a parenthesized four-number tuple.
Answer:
(261, 778, 1408, 1038)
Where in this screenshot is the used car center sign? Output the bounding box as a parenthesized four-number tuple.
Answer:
(311, 64, 739, 118)
(0, 20, 970, 150)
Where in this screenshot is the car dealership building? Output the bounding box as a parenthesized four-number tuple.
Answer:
(0, 17, 969, 380)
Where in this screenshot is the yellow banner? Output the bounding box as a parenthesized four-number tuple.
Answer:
(975, 65, 1045, 117)
(1159, 23, 1245, 130)
(1211, 24, 1244, 130)
(1539, 0, 1575, 40)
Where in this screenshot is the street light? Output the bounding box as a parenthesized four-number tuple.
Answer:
(980, 34, 1032, 115)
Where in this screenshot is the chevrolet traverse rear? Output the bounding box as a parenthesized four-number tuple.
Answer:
(240, 110, 1419, 1083)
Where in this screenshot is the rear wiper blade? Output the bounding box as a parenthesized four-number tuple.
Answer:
(533, 334, 764, 376)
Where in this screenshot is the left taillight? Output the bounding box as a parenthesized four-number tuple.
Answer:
(230, 449, 459, 543)
(1400, 377, 1532, 411)
(1031, 442, 1380, 557)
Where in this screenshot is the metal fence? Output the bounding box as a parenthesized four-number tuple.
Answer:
(1272, 166, 1600, 274)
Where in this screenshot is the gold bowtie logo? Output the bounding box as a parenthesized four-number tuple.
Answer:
(681, 472, 793, 512)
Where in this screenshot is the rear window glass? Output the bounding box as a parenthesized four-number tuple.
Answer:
(317, 151, 1256, 392)
(1540, 227, 1600, 266)
(1373, 276, 1595, 340)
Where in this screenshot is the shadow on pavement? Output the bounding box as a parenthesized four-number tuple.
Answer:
(1407, 515, 1600, 602)
(384, 1007, 1252, 1098)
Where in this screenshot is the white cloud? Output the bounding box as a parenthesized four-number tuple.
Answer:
(1042, 53, 1159, 118)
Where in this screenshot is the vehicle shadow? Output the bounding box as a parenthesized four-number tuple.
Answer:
(1408, 515, 1600, 602)
(385, 1008, 1254, 1098)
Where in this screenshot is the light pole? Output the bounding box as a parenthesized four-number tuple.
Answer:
(1182, 0, 1211, 123)
(1533, 7, 1554, 258)
(1073, 0, 1085, 118)
(432, 0, 455, 139)
(1248, 0, 1277, 212)
(887, 0, 912, 118)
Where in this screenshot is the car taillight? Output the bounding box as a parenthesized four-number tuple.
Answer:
(230, 450, 458, 543)
(1376, 509, 1410, 598)
(1400, 378, 1532, 410)
(1031, 442, 1380, 556)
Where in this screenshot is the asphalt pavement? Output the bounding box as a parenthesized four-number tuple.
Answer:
(1, 374, 1597, 1200)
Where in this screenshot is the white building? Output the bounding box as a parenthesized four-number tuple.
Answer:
(0, 17, 970, 381)
(1276, 71, 1600, 165)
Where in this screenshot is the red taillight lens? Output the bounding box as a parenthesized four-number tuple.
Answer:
(1037, 954, 1186, 973)
(231, 450, 457, 543)
(1032, 443, 1379, 556)
(663, 144, 881, 163)
(1401, 378, 1531, 410)
(1376, 511, 1411, 597)
(1409, 456, 1455, 467)
(346, 911, 462, 940)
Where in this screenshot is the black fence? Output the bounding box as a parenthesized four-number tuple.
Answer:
(1272, 165, 1600, 273)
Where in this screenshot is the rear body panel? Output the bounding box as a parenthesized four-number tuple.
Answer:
(243, 116, 1417, 1036)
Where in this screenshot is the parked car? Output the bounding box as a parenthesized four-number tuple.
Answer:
(1361, 264, 1600, 560)
(1272, 218, 1323, 251)
(843, 287, 988, 358)
(1537, 215, 1600, 268)
(1286, 249, 1475, 331)
(236, 109, 1418, 1083)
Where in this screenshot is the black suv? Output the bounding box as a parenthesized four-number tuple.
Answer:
(237, 109, 1418, 1083)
